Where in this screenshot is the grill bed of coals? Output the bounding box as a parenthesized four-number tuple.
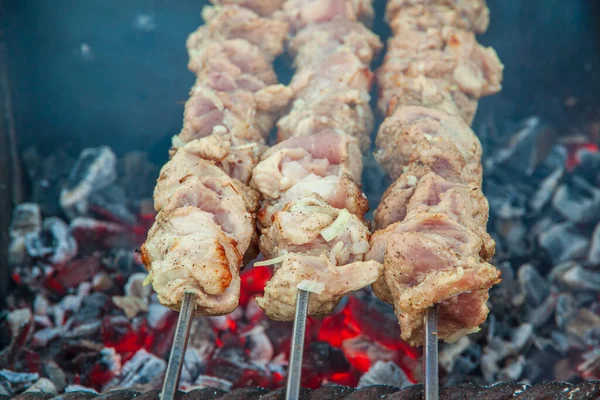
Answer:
(6, 381, 600, 400)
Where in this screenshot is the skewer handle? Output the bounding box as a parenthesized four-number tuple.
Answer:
(285, 289, 310, 400)
(161, 292, 195, 400)
(424, 305, 439, 400)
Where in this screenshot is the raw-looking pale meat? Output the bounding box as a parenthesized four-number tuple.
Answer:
(258, 174, 368, 227)
(188, 5, 288, 60)
(279, 0, 375, 33)
(256, 253, 382, 320)
(374, 106, 483, 181)
(259, 195, 371, 265)
(141, 205, 242, 316)
(289, 19, 382, 66)
(251, 132, 363, 199)
(386, 0, 490, 34)
(210, 0, 285, 17)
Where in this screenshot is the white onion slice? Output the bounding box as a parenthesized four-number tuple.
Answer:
(142, 271, 153, 286)
(171, 135, 186, 149)
(297, 280, 325, 295)
(320, 209, 350, 241)
(254, 254, 288, 267)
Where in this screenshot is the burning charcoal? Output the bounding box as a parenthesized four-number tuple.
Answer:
(181, 348, 211, 386)
(111, 296, 148, 319)
(588, 222, 600, 266)
(24, 378, 56, 394)
(24, 217, 78, 264)
(92, 272, 115, 292)
(31, 327, 62, 348)
(193, 375, 233, 391)
(529, 167, 564, 213)
(125, 273, 152, 300)
(146, 303, 172, 331)
(117, 151, 159, 203)
(41, 361, 66, 393)
(64, 384, 98, 394)
(538, 222, 589, 264)
(240, 326, 274, 363)
(357, 361, 410, 389)
(89, 184, 137, 225)
(517, 264, 549, 307)
(33, 295, 49, 316)
(555, 293, 577, 330)
(485, 180, 527, 219)
(60, 146, 117, 218)
(552, 263, 600, 291)
(70, 217, 125, 250)
(485, 117, 557, 176)
(526, 293, 557, 328)
(553, 176, 600, 223)
(72, 292, 111, 325)
(103, 349, 165, 392)
(0, 370, 39, 385)
(8, 203, 42, 266)
(566, 309, 600, 347)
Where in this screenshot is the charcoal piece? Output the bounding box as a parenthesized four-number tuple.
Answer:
(345, 385, 399, 400)
(241, 326, 274, 363)
(217, 387, 268, 400)
(587, 222, 600, 265)
(387, 384, 422, 400)
(557, 264, 600, 291)
(517, 264, 549, 307)
(60, 146, 117, 218)
(178, 388, 226, 400)
(0, 370, 39, 385)
(10, 393, 53, 400)
(473, 382, 530, 399)
(538, 222, 589, 264)
(513, 381, 573, 399)
(24, 217, 78, 264)
(41, 362, 66, 393)
(95, 389, 141, 399)
(485, 117, 557, 176)
(553, 176, 600, 224)
(555, 294, 577, 330)
(192, 375, 232, 392)
(70, 217, 126, 250)
(304, 342, 350, 377)
(529, 167, 564, 213)
(51, 392, 98, 400)
(442, 339, 482, 386)
(181, 347, 212, 386)
(103, 349, 165, 392)
(146, 303, 173, 331)
(117, 151, 159, 203)
(494, 219, 528, 257)
(498, 356, 526, 381)
(258, 387, 310, 400)
(24, 378, 56, 395)
(485, 180, 527, 219)
(112, 296, 148, 319)
(578, 349, 600, 378)
(357, 361, 410, 389)
(562, 380, 600, 400)
(526, 294, 557, 328)
(8, 203, 42, 266)
(73, 293, 111, 324)
(89, 185, 137, 225)
(309, 385, 355, 400)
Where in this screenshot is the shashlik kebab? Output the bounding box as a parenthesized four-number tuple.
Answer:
(141, 4, 291, 315)
(249, 0, 384, 320)
(366, 0, 504, 346)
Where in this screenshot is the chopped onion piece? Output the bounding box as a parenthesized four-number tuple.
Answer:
(231, 143, 258, 151)
(297, 280, 325, 295)
(171, 135, 186, 149)
(352, 241, 370, 254)
(320, 209, 350, 241)
(142, 271, 153, 286)
(254, 254, 288, 267)
(406, 175, 417, 186)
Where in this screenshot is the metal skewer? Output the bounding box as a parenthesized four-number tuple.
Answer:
(424, 305, 439, 400)
(161, 292, 195, 400)
(285, 288, 310, 400)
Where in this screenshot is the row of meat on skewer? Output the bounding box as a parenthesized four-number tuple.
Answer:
(141, 0, 504, 347)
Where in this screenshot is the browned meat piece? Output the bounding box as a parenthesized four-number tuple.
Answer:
(279, 0, 375, 33)
(258, 174, 368, 227)
(188, 39, 277, 85)
(210, 0, 285, 16)
(289, 19, 383, 66)
(374, 106, 483, 181)
(155, 139, 261, 209)
(377, 27, 503, 122)
(142, 180, 250, 315)
(188, 5, 288, 60)
(256, 253, 382, 320)
(386, 0, 490, 34)
(251, 132, 363, 199)
(259, 195, 371, 264)
(277, 89, 373, 151)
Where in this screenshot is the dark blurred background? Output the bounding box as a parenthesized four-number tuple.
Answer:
(2, 0, 600, 161)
